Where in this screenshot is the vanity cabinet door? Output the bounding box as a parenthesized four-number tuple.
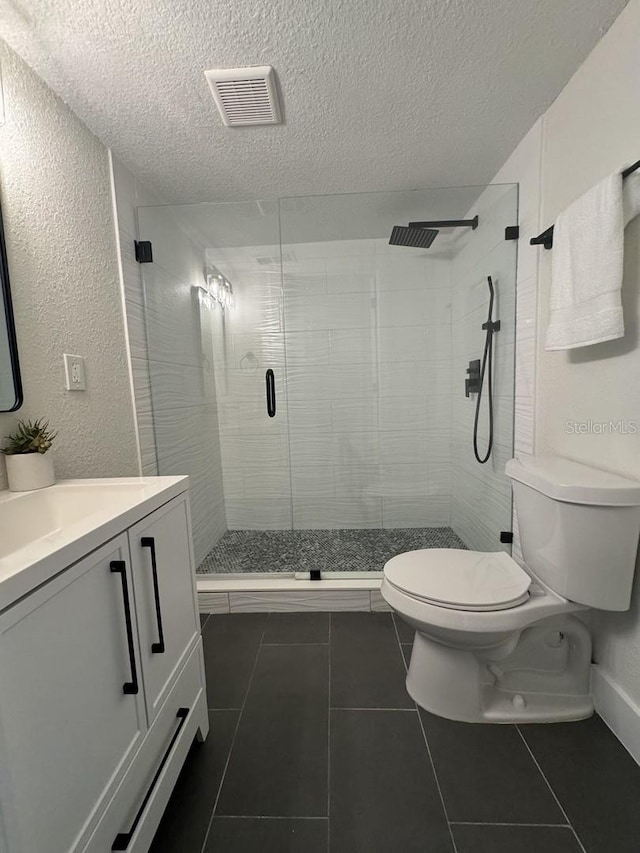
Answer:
(0, 534, 147, 853)
(128, 495, 200, 725)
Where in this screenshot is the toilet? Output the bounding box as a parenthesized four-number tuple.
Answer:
(381, 456, 640, 723)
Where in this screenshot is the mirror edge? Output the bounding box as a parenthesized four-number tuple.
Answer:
(0, 200, 23, 412)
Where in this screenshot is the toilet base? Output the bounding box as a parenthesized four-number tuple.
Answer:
(406, 615, 594, 723)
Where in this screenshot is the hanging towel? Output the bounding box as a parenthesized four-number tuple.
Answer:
(545, 171, 625, 351)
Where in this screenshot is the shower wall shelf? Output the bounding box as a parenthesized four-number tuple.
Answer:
(530, 158, 640, 250)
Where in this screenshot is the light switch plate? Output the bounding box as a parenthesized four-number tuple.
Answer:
(63, 354, 86, 391)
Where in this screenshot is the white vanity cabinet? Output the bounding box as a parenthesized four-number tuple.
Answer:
(0, 534, 147, 853)
(127, 498, 200, 724)
(0, 481, 208, 853)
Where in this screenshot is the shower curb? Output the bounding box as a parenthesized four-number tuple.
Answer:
(197, 576, 390, 614)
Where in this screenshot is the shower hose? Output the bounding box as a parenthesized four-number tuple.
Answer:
(473, 275, 499, 464)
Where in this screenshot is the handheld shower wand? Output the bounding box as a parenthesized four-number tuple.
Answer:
(473, 276, 500, 464)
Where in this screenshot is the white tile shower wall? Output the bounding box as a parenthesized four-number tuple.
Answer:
(449, 185, 519, 552)
(111, 167, 226, 564)
(209, 239, 453, 530)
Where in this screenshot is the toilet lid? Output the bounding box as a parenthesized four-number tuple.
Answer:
(384, 549, 531, 611)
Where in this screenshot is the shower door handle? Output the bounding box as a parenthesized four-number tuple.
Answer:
(265, 369, 276, 418)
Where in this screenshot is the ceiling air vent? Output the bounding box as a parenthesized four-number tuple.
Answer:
(205, 66, 281, 127)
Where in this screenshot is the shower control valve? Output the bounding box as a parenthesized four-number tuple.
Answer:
(465, 359, 481, 397)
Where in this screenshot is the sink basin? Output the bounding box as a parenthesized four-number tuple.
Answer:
(0, 481, 161, 560)
(0, 477, 188, 610)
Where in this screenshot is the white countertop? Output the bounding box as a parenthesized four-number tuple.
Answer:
(0, 476, 188, 612)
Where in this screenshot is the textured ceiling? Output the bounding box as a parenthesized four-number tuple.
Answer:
(0, 0, 629, 203)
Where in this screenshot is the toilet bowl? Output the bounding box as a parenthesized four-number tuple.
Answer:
(381, 456, 640, 724)
(381, 549, 592, 723)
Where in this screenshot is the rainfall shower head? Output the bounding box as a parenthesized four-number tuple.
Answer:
(389, 225, 438, 249)
(389, 215, 479, 249)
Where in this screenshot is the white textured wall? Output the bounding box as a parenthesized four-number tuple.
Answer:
(535, 1, 640, 478)
(532, 0, 640, 705)
(0, 41, 138, 487)
(488, 0, 640, 717)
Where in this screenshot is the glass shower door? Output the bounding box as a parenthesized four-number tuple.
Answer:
(279, 195, 380, 572)
(137, 200, 293, 569)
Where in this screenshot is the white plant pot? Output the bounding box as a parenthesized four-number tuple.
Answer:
(4, 452, 55, 492)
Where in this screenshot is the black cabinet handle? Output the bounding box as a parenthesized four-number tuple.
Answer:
(141, 536, 165, 654)
(265, 368, 276, 417)
(112, 707, 190, 850)
(110, 561, 139, 695)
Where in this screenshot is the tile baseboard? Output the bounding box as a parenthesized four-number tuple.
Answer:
(228, 590, 372, 612)
(591, 664, 640, 767)
(197, 582, 387, 613)
(370, 589, 393, 611)
(198, 592, 230, 614)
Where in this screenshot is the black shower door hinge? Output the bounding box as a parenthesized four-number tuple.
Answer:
(504, 226, 520, 241)
(134, 240, 153, 263)
(500, 531, 514, 544)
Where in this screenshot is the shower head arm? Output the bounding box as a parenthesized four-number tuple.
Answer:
(408, 215, 479, 230)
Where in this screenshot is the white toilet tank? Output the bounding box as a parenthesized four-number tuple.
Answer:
(506, 457, 640, 611)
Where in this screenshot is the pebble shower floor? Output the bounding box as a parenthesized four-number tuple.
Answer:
(197, 527, 467, 574)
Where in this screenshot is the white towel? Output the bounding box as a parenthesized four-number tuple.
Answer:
(545, 172, 625, 350)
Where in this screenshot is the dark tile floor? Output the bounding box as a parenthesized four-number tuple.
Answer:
(150, 612, 640, 853)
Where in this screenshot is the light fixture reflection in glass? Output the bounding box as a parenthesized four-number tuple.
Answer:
(205, 271, 235, 311)
(201, 288, 214, 311)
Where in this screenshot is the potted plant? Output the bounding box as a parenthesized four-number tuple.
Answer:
(2, 419, 57, 492)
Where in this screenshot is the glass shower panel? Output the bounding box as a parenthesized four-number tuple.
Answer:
(138, 200, 292, 570)
(137, 184, 518, 576)
(279, 185, 518, 570)
(449, 184, 519, 552)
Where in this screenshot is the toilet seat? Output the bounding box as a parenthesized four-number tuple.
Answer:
(384, 549, 531, 612)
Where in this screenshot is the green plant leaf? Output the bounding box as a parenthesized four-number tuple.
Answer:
(1, 418, 57, 455)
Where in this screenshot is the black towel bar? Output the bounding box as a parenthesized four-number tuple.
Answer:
(530, 158, 640, 250)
